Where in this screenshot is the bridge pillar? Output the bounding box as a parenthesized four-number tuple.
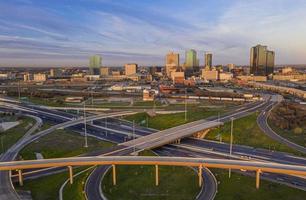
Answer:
(18, 169, 23, 186)
(155, 165, 159, 186)
(198, 165, 203, 187)
(68, 166, 73, 184)
(256, 169, 261, 189)
(112, 164, 116, 185)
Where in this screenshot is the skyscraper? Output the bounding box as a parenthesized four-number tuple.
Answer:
(89, 55, 102, 75)
(184, 49, 198, 76)
(250, 45, 275, 76)
(166, 52, 179, 66)
(184, 49, 197, 68)
(166, 52, 179, 78)
(204, 53, 212, 69)
(125, 63, 138, 76)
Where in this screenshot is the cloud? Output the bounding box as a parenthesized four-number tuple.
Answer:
(1, 0, 306, 67)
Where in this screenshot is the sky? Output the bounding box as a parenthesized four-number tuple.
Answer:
(1, 0, 306, 67)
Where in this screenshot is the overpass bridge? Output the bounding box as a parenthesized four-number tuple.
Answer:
(1, 156, 306, 190)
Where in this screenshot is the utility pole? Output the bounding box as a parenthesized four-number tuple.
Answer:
(185, 88, 187, 121)
(1, 136, 4, 153)
(91, 89, 93, 106)
(18, 80, 21, 101)
(133, 120, 136, 153)
(229, 117, 234, 178)
(105, 117, 108, 137)
(83, 101, 88, 148)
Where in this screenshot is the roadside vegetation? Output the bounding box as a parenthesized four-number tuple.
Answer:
(213, 169, 306, 200)
(205, 113, 301, 155)
(268, 102, 305, 147)
(102, 151, 200, 200)
(15, 167, 86, 200)
(123, 103, 233, 130)
(0, 115, 35, 154)
(16, 129, 114, 200)
(19, 129, 114, 160)
(63, 167, 95, 200)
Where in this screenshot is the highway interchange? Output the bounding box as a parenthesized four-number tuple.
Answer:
(0, 95, 305, 200)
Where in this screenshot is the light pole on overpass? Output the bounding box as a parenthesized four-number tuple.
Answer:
(185, 88, 187, 121)
(229, 117, 234, 178)
(83, 101, 88, 148)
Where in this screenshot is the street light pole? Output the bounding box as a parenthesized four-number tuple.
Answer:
(133, 120, 136, 153)
(105, 117, 108, 137)
(18, 80, 21, 101)
(185, 88, 187, 121)
(229, 117, 234, 178)
(83, 101, 88, 148)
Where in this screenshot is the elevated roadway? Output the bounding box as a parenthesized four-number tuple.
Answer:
(1, 156, 306, 191)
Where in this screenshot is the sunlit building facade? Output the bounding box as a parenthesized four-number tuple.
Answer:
(250, 45, 275, 76)
(89, 55, 102, 75)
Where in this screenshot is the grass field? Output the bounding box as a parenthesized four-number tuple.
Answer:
(102, 151, 200, 200)
(205, 113, 300, 154)
(19, 129, 114, 160)
(63, 167, 95, 200)
(124, 106, 225, 130)
(213, 169, 306, 200)
(16, 129, 114, 200)
(15, 167, 86, 200)
(268, 120, 306, 148)
(0, 116, 35, 154)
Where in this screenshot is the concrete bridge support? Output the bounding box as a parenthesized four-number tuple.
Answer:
(256, 169, 261, 189)
(112, 164, 116, 185)
(18, 169, 23, 186)
(68, 166, 73, 184)
(198, 165, 203, 187)
(155, 165, 159, 186)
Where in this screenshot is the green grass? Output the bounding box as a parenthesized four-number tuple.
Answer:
(25, 96, 66, 107)
(124, 106, 225, 130)
(205, 113, 300, 155)
(213, 169, 306, 200)
(63, 167, 94, 200)
(268, 120, 306, 147)
(102, 151, 199, 200)
(132, 101, 163, 107)
(16, 130, 114, 200)
(19, 130, 114, 160)
(0, 116, 35, 154)
(15, 167, 86, 200)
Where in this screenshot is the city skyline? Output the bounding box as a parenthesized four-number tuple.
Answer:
(1, 0, 306, 67)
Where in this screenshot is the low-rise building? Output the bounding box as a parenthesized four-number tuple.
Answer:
(50, 68, 62, 77)
(100, 67, 109, 76)
(143, 89, 156, 101)
(201, 69, 218, 81)
(23, 73, 33, 82)
(33, 73, 47, 82)
(171, 71, 185, 84)
(219, 72, 233, 82)
(236, 75, 267, 82)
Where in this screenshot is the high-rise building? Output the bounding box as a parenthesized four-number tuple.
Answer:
(50, 68, 62, 77)
(89, 55, 102, 75)
(227, 63, 235, 71)
(125, 63, 138, 76)
(204, 53, 212, 69)
(184, 49, 198, 76)
(166, 52, 179, 66)
(266, 50, 275, 75)
(184, 49, 197, 68)
(165, 52, 179, 78)
(250, 45, 275, 76)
